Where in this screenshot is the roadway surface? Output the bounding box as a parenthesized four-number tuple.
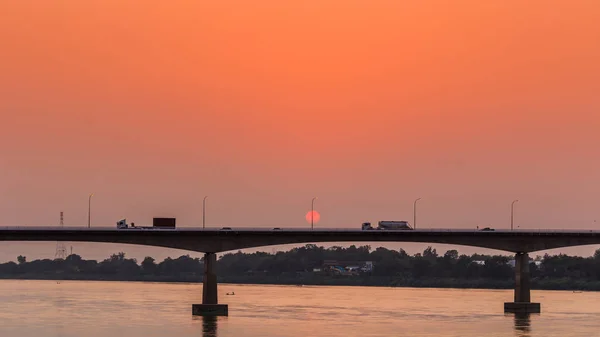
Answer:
(1, 226, 600, 253)
(2, 226, 600, 232)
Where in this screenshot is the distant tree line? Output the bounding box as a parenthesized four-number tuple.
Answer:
(0, 253, 203, 282)
(3, 245, 600, 290)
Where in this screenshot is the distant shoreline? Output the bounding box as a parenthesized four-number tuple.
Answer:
(4, 246, 600, 292)
(1, 275, 599, 292)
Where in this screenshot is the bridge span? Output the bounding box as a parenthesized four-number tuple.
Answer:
(3, 226, 600, 315)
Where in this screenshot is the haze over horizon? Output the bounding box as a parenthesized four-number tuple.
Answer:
(1, 1, 599, 262)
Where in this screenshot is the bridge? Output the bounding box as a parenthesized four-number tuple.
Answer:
(2, 226, 600, 315)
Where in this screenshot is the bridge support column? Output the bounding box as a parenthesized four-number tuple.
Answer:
(504, 252, 540, 313)
(192, 252, 228, 316)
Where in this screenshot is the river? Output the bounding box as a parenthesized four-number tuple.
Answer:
(0, 280, 598, 337)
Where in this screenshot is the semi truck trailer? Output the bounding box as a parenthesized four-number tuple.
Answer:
(361, 221, 413, 230)
(116, 217, 176, 229)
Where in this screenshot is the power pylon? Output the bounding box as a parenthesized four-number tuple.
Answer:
(55, 211, 67, 259)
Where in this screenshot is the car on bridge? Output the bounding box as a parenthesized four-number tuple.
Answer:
(480, 227, 495, 231)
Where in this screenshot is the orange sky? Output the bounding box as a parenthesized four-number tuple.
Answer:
(1, 1, 600, 261)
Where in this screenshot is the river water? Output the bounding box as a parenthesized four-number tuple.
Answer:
(0, 280, 599, 337)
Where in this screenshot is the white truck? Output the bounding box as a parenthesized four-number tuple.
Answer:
(362, 221, 413, 230)
(117, 219, 130, 229)
(116, 218, 176, 229)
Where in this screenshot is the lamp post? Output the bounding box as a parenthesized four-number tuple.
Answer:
(413, 198, 422, 229)
(311, 197, 318, 230)
(511, 199, 519, 230)
(88, 193, 94, 228)
(203, 196, 208, 229)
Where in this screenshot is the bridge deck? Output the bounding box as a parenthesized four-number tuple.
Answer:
(1, 227, 600, 253)
(1, 226, 600, 234)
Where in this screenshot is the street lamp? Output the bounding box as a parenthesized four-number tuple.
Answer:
(203, 196, 208, 229)
(511, 199, 519, 230)
(413, 198, 422, 229)
(88, 193, 94, 228)
(311, 197, 318, 230)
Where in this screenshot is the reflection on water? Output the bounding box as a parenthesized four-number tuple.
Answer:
(200, 316, 218, 337)
(512, 313, 534, 336)
(2, 281, 600, 337)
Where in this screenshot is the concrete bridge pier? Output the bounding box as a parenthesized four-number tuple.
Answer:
(192, 252, 228, 316)
(504, 252, 540, 313)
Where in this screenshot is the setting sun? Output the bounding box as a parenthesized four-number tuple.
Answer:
(305, 211, 320, 224)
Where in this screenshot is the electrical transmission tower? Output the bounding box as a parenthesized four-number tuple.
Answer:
(55, 211, 67, 259)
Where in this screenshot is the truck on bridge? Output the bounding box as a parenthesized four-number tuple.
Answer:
(361, 221, 413, 230)
(117, 217, 176, 229)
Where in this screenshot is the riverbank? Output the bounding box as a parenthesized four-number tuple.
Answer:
(2, 274, 600, 291)
(4, 246, 600, 292)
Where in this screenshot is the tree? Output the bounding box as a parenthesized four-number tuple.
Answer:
(423, 247, 438, 259)
(443, 250, 459, 261)
(412, 256, 432, 278)
(141, 257, 157, 274)
(109, 252, 126, 262)
(482, 256, 512, 279)
(98, 252, 139, 276)
(66, 254, 82, 263)
(17, 255, 26, 264)
(594, 249, 600, 260)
